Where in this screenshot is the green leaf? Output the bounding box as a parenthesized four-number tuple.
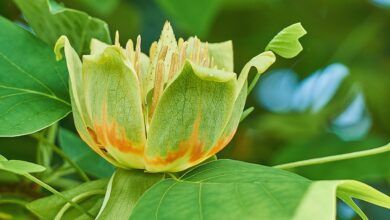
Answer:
(0, 16, 70, 137)
(0, 155, 46, 175)
(96, 169, 164, 219)
(13, 0, 111, 54)
(155, 0, 222, 37)
(27, 179, 107, 220)
(265, 23, 307, 58)
(58, 127, 114, 178)
(130, 160, 390, 220)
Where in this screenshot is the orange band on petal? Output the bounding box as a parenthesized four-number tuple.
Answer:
(207, 129, 237, 157)
(146, 116, 206, 166)
(93, 104, 144, 155)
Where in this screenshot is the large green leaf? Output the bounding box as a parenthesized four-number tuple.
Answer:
(58, 127, 114, 178)
(27, 179, 107, 220)
(155, 0, 222, 37)
(13, 0, 111, 54)
(0, 16, 70, 137)
(96, 169, 164, 219)
(130, 160, 390, 220)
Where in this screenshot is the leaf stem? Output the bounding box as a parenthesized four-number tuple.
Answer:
(273, 142, 390, 170)
(55, 189, 105, 220)
(30, 133, 90, 182)
(23, 173, 94, 218)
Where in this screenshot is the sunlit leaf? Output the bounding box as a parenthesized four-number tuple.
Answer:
(265, 23, 307, 58)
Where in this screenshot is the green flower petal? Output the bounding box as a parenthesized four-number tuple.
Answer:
(186, 38, 234, 72)
(83, 45, 146, 169)
(54, 36, 120, 166)
(145, 61, 237, 172)
(215, 80, 247, 155)
(90, 38, 110, 55)
(207, 40, 234, 72)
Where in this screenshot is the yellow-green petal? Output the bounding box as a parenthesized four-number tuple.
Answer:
(83, 45, 146, 169)
(207, 40, 234, 72)
(145, 61, 237, 172)
(54, 36, 119, 166)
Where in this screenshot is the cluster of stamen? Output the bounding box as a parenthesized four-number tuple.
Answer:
(115, 28, 215, 120)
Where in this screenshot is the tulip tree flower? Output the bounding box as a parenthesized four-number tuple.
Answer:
(54, 22, 306, 172)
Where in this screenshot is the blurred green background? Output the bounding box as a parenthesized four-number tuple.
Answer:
(1, 0, 390, 219)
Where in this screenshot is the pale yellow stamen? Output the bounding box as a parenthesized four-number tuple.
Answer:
(178, 38, 184, 49)
(179, 42, 188, 68)
(210, 57, 215, 68)
(158, 46, 169, 60)
(126, 39, 134, 64)
(134, 35, 141, 78)
(168, 52, 179, 81)
(115, 31, 120, 46)
(194, 38, 201, 64)
(201, 57, 208, 67)
(203, 42, 209, 65)
(149, 41, 158, 61)
(150, 60, 165, 118)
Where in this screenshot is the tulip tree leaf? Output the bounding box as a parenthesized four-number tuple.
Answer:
(96, 169, 164, 219)
(130, 160, 390, 220)
(265, 23, 307, 58)
(27, 179, 107, 220)
(13, 0, 111, 54)
(58, 127, 115, 178)
(0, 16, 70, 137)
(0, 155, 46, 175)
